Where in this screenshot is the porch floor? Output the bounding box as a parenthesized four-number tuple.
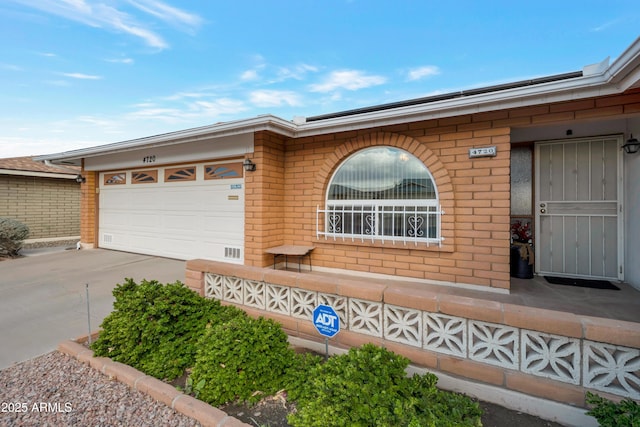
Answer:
(299, 269, 640, 324)
(508, 275, 640, 323)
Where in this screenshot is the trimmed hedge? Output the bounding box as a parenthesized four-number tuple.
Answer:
(93, 278, 483, 426)
(91, 278, 241, 380)
(190, 315, 300, 406)
(288, 344, 482, 427)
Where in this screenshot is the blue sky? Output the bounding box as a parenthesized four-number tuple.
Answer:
(0, 1, 638, 158)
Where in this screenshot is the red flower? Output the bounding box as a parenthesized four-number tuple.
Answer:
(511, 220, 532, 243)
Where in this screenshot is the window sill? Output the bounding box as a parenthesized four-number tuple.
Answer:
(312, 236, 454, 253)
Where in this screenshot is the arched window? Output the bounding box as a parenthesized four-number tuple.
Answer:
(317, 147, 443, 245)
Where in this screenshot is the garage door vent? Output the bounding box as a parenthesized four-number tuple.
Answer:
(103, 233, 113, 244)
(224, 247, 241, 260)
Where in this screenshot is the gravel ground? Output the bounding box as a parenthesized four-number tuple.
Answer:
(1, 351, 567, 427)
(0, 351, 200, 427)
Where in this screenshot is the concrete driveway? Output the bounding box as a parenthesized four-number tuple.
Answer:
(0, 248, 185, 370)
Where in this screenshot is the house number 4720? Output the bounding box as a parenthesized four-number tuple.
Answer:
(142, 155, 156, 163)
(468, 146, 497, 158)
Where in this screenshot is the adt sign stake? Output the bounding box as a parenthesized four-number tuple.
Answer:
(313, 304, 340, 338)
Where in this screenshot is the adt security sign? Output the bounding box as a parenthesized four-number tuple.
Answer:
(313, 304, 340, 338)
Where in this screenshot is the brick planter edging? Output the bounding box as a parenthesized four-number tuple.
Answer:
(57, 338, 251, 427)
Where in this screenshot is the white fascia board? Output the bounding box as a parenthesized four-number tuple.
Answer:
(294, 73, 626, 137)
(35, 115, 297, 165)
(0, 169, 77, 179)
(83, 132, 254, 171)
(604, 36, 640, 88)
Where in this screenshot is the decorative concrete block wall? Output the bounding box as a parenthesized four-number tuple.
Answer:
(186, 259, 640, 407)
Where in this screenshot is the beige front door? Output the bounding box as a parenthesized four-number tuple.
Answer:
(535, 136, 623, 280)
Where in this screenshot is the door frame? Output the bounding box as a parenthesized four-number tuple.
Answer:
(534, 135, 624, 281)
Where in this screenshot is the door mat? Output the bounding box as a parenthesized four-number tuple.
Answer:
(544, 276, 620, 290)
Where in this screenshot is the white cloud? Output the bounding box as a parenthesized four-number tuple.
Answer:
(240, 69, 259, 81)
(127, 107, 183, 121)
(238, 59, 317, 84)
(0, 134, 108, 157)
(407, 65, 440, 81)
(9, 0, 202, 49)
(163, 91, 219, 101)
(1, 63, 23, 71)
(126, 0, 203, 31)
(276, 63, 318, 81)
(111, 20, 168, 49)
(76, 115, 117, 127)
(128, 97, 247, 123)
(590, 18, 623, 32)
(189, 99, 247, 116)
(105, 57, 134, 64)
(131, 102, 156, 108)
(61, 72, 102, 79)
(309, 70, 386, 92)
(249, 90, 302, 107)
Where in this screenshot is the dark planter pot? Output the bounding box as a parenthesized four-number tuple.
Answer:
(510, 245, 534, 279)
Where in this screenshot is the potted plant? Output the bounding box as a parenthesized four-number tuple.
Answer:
(510, 219, 534, 279)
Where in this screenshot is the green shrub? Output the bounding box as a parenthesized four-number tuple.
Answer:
(0, 217, 29, 257)
(91, 278, 242, 380)
(288, 344, 482, 427)
(190, 315, 298, 406)
(586, 392, 640, 427)
(284, 351, 323, 402)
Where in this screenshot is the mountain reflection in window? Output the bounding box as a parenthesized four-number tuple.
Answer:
(323, 147, 441, 243)
(328, 147, 436, 201)
(204, 163, 242, 180)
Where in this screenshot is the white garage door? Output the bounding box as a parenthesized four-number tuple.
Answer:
(99, 162, 244, 262)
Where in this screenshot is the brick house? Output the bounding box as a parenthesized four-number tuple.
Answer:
(38, 38, 640, 423)
(0, 156, 80, 247)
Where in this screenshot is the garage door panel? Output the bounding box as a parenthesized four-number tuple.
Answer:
(99, 168, 244, 262)
(101, 190, 132, 206)
(129, 190, 159, 206)
(160, 214, 203, 233)
(205, 203, 243, 213)
(100, 211, 129, 227)
(203, 216, 243, 233)
(159, 189, 205, 210)
(129, 212, 162, 229)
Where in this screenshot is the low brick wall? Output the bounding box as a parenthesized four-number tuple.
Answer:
(186, 259, 640, 408)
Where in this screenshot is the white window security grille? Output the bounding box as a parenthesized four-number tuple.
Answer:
(317, 147, 444, 245)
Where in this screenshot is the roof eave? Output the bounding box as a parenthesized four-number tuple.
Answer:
(295, 38, 640, 136)
(0, 169, 78, 179)
(293, 73, 613, 136)
(35, 114, 297, 165)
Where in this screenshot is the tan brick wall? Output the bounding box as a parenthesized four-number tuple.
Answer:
(244, 88, 640, 290)
(80, 170, 97, 245)
(0, 175, 80, 239)
(244, 131, 287, 267)
(251, 124, 512, 290)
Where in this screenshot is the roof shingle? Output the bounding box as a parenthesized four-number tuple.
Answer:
(0, 156, 79, 175)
